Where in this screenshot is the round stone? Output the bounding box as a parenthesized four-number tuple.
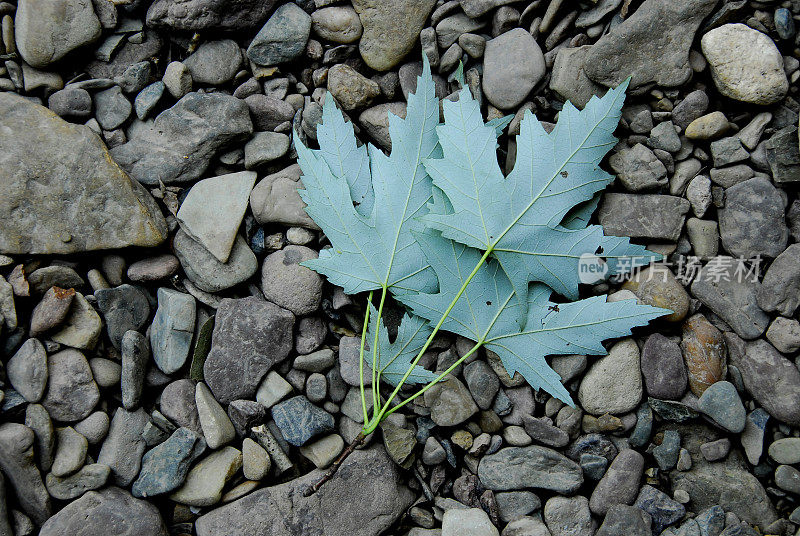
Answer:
(482, 28, 545, 109)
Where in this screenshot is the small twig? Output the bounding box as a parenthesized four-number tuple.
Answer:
(303, 432, 366, 497)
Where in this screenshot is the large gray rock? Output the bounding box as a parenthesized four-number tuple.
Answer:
(584, 0, 718, 89)
(246, 3, 311, 66)
(0, 424, 51, 526)
(701, 24, 789, 105)
(351, 0, 436, 71)
(261, 246, 323, 316)
(146, 0, 276, 31)
(719, 177, 788, 259)
(15, 0, 101, 68)
(478, 446, 583, 494)
(7, 338, 48, 403)
(41, 349, 100, 422)
(174, 230, 258, 293)
(482, 28, 545, 110)
(690, 256, 769, 340)
(598, 194, 689, 241)
(731, 339, 800, 427)
(250, 164, 321, 229)
(132, 428, 207, 498)
(757, 243, 800, 316)
(549, 45, 605, 109)
(0, 93, 167, 255)
(150, 288, 196, 374)
(204, 297, 295, 404)
(39, 487, 167, 536)
(671, 425, 777, 530)
(110, 92, 252, 185)
(98, 408, 148, 487)
(195, 447, 413, 536)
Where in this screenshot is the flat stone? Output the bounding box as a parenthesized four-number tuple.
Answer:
(184, 39, 242, 85)
(495, 490, 540, 523)
(204, 297, 294, 404)
(95, 284, 150, 349)
(162, 61, 192, 99)
(543, 496, 592, 536)
(196, 382, 235, 449)
(720, 177, 788, 258)
(177, 171, 257, 263)
(161, 379, 201, 434)
(41, 486, 166, 535)
(634, 485, 685, 535)
(690, 256, 768, 340)
(701, 24, 788, 105)
(757, 244, 800, 316)
(596, 505, 652, 536)
(246, 3, 311, 66)
(766, 317, 800, 354)
(261, 245, 323, 315)
(127, 254, 180, 282)
(478, 446, 583, 494)
(589, 449, 644, 515)
(227, 399, 267, 437)
(110, 92, 253, 185)
(242, 437, 271, 479)
(271, 395, 334, 447)
(549, 45, 605, 109)
(351, 0, 436, 71)
(41, 349, 99, 422)
(578, 339, 642, 415)
(132, 427, 206, 498)
(25, 404, 56, 472)
(93, 86, 132, 130)
(135, 81, 165, 120)
(424, 376, 478, 427)
(584, 0, 717, 89)
(250, 164, 320, 229)
(15, 0, 101, 68)
(150, 288, 195, 374)
(0, 423, 51, 525)
(622, 265, 690, 323)
(51, 426, 88, 477)
(732, 339, 800, 427)
(146, 0, 276, 31)
(697, 380, 745, 433)
(358, 102, 407, 150)
(685, 111, 730, 140)
(681, 314, 726, 396)
(640, 334, 687, 400)
(44, 462, 109, 500)
(7, 338, 48, 403)
(653, 430, 681, 470)
(443, 508, 498, 536)
(174, 230, 258, 293)
(195, 447, 412, 536)
(121, 330, 149, 410)
(769, 438, 800, 465)
(483, 28, 544, 109)
(299, 433, 344, 469)
(30, 286, 75, 337)
(170, 446, 242, 507)
(311, 6, 362, 44)
(327, 63, 380, 110)
(598, 194, 689, 241)
(256, 371, 294, 408)
(765, 126, 800, 183)
(244, 132, 291, 169)
(435, 13, 486, 49)
(50, 292, 102, 350)
(98, 408, 148, 487)
(0, 93, 167, 254)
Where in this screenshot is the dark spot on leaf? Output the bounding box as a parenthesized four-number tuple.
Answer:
(560, 171, 568, 178)
(486, 301, 492, 306)
(548, 305, 560, 312)
(596, 246, 604, 254)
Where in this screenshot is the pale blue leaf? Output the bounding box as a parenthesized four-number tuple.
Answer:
(366, 304, 436, 386)
(399, 230, 669, 404)
(297, 55, 440, 297)
(423, 82, 638, 311)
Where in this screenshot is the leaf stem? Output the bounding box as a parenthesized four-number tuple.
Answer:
(363, 340, 484, 434)
(370, 286, 389, 412)
(358, 290, 374, 424)
(362, 247, 494, 435)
